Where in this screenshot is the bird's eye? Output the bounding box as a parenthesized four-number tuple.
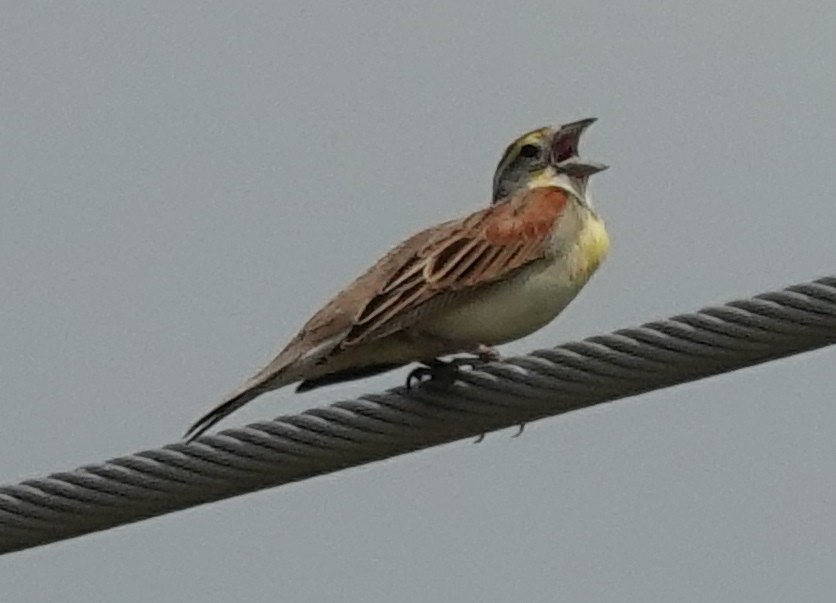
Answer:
(518, 144, 540, 159)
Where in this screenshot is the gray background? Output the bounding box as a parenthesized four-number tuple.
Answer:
(2, 2, 835, 601)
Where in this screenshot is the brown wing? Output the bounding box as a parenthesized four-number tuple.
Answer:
(254, 185, 571, 380)
(340, 185, 571, 347)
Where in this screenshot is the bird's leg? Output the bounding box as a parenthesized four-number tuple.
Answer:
(405, 343, 501, 390)
(405, 358, 450, 389)
(405, 357, 473, 389)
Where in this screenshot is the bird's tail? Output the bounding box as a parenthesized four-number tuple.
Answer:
(183, 385, 264, 442)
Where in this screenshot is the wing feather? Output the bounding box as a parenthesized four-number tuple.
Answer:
(424, 236, 485, 284)
(342, 186, 571, 347)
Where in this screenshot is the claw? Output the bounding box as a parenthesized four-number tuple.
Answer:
(406, 365, 434, 390)
(405, 360, 458, 389)
(404, 350, 500, 390)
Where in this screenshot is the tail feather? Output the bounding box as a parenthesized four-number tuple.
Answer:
(183, 386, 264, 442)
(184, 337, 343, 441)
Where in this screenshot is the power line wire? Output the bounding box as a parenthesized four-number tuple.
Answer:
(1, 276, 834, 555)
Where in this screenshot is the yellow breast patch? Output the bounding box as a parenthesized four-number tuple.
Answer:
(571, 212, 610, 281)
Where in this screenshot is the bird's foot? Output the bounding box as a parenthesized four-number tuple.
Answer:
(405, 358, 463, 389)
(405, 346, 502, 390)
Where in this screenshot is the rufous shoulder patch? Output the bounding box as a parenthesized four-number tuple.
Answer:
(483, 187, 569, 244)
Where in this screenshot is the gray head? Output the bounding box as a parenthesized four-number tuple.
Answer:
(491, 118, 607, 203)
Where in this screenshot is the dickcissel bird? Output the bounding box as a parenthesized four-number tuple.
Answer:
(185, 118, 609, 440)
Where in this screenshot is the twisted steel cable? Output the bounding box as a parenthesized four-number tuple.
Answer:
(1, 276, 835, 555)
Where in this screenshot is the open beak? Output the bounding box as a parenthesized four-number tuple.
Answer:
(549, 117, 596, 163)
(549, 117, 607, 176)
(555, 156, 609, 177)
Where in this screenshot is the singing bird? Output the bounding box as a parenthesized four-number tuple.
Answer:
(185, 118, 609, 440)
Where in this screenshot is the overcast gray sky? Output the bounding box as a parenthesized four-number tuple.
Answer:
(2, 2, 836, 601)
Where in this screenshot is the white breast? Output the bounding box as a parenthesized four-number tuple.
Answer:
(419, 204, 609, 346)
(420, 257, 582, 345)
